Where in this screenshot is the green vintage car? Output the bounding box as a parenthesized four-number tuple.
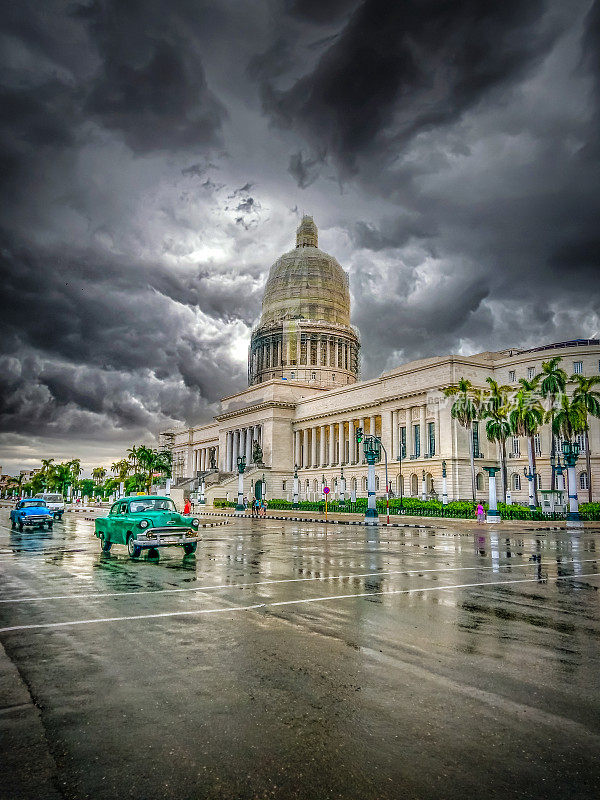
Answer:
(94, 496, 201, 557)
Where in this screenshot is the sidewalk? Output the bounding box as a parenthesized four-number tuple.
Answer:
(195, 506, 599, 533)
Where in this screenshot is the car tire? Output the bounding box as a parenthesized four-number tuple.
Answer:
(18, 522, 23, 532)
(183, 543, 197, 555)
(99, 533, 111, 552)
(127, 534, 141, 558)
(47, 522, 53, 530)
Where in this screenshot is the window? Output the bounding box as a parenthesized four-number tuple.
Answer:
(413, 425, 420, 457)
(427, 422, 435, 456)
(362, 477, 368, 492)
(527, 367, 535, 380)
(476, 473, 483, 490)
(375, 476, 380, 490)
(512, 437, 520, 456)
(536, 474, 542, 489)
(311, 372, 316, 380)
(332, 374, 336, 381)
(579, 472, 589, 490)
(509, 370, 516, 382)
(512, 473, 521, 491)
(399, 426, 406, 458)
(472, 422, 480, 457)
(411, 474, 419, 495)
(534, 433, 541, 457)
(282, 481, 287, 491)
(573, 361, 583, 374)
(290, 371, 295, 379)
(576, 433, 586, 452)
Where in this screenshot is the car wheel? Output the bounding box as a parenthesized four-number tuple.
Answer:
(183, 543, 197, 555)
(47, 521, 53, 530)
(18, 522, 23, 532)
(127, 534, 141, 558)
(99, 533, 111, 552)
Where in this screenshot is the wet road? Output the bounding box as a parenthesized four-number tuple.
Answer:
(1, 511, 599, 800)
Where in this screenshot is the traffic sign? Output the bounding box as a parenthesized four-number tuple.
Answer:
(323, 487, 330, 494)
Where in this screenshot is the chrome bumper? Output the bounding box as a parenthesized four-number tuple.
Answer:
(133, 530, 201, 548)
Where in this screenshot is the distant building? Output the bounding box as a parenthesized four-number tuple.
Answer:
(162, 217, 599, 504)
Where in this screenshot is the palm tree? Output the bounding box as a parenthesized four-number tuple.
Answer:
(127, 446, 138, 473)
(92, 466, 107, 484)
(444, 378, 479, 500)
(40, 458, 55, 490)
(135, 446, 172, 494)
(508, 378, 544, 507)
(539, 357, 568, 490)
(483, 377, 512, 503)
(571, 374, 600, 503)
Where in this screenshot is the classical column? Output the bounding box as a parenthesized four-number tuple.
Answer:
(311, 427, 317, 467)
(420, 405, 426, 455)
(294, 430, 300, 466)
(359, 417, 365, 462)
(232, 430, 239, 467)
(406, 409, 413, 458)
(316, 338, 322, 368)
(338, 421, 344, 465)
(239, 429, 246, 464)
(226, 432, 233, 472)
(303, 428, 309, 468)
(329, 423, 335, 465)
(349, 419, 356, 463)
(369, 414, 376, 438)
(390, 411, 397, 460)
(434, 402, 441, 457)
(319, 425, 326, 466)
(245, 428, 252, 464)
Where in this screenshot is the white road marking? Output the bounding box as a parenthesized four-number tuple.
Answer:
(0, 559, 597, 605)
(0, 572, 597, 633)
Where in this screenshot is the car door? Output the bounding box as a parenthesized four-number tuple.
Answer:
(104, 502, 119, 541)
(114, 501, 129, 544)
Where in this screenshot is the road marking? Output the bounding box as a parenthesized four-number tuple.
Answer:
(0, 572, 597, 633)
(0, 559, 597, 605)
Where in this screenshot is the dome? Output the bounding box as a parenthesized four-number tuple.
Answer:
(259, 216, 351, 328)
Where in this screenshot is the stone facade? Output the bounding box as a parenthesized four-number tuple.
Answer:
(164, 340, 600, 506)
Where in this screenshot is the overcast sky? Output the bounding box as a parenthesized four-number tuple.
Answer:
(1, 0, 599, 476)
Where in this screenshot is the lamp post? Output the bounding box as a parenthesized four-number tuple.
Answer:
(359, 431, 382, 526)
(483, 466, 501, 522)
(199, 478, 205, 505)
(562, 440, 581, 524)
(421, 469, 427, 501)
(339, 466, 346, 507)
(293, 465, 299, 508)
(523, 466, 537, 510)
(441, 460, 448, 506)
(235, 456, 246, 516)
(396, 438, 404, 512)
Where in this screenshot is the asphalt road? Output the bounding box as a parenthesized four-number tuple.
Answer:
(1, 510, 599, 800)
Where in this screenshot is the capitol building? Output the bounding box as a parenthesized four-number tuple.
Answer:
(162, 217, 599, 505)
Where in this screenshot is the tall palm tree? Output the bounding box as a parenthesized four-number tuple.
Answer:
(539, 357, 568, 490)
(92, 466, 107, 484)
(40, 458, 55, 490)
(444, 378, 478, 500)
(127, 446, 138, 473)
(483, 377, 511, 502)
(508, 378, 544, 507)
(571, 374, 600, 502)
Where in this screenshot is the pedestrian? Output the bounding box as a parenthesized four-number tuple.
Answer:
(476, 502, 485, 523)
(251, 497, 256, 517)
(243, 495, 248, 510)
(184, 497, 192, 515)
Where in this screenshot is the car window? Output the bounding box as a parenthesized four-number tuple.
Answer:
(110, 502, 120, 515)
(119, 503, 128, 514)
(128, 498, 176, 513)
(20, 500, 47, 508)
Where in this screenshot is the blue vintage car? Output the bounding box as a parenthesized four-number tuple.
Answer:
(10, 499, 55, 531)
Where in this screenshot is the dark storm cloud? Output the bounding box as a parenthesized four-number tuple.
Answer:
(261, 0, 556, 171)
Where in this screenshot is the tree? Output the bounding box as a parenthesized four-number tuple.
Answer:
(443, 378, 479, 500)
(539, 357, 568, 490)
(111, 459, 130, 482)
(571, 374, 600, 503)
(483, 378, 511, 503)
(92, 467, 107, 484)
(508, 378, 544, 507)
(40, 458, 55, 490)
(135, 446, 173, 494)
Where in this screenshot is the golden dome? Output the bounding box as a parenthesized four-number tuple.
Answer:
(259, 216, 350, 327)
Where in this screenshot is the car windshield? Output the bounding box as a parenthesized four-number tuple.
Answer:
(128, 498, 176, 514)
(21, 500, 47, 508)
(36, 495, 62, 502)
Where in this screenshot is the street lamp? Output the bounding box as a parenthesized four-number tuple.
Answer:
(523, 465, 537, 510)
(235, 456, 246, 516)
(441, 460, 448, 506)
(421, 469, 427, 501)
(561, 440, 581, 524)
(293, 464, 299, 508)
(483, 466, 501, 522)
(396, 438, 404, 512)
(339, 466, 346, 507)
(361, 432, 388, 524)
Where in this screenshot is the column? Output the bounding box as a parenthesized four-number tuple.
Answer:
(239, 429, 246, 464)
(294, 430, 300, 467)
(329, 423, 335, 465)
(369, 415, 376, 438)
(311, 427, 317, 467)
(227, 432, 233, 472)
(303, 428, 309, 468)
(245, 428, 252, 464)
(232, 430, 239, 468)
(349, 419, 356, 463)
(320, 425, 326, 466)
(316, 338, 321, 368)
(390, 411, 396, 460)
(338, 421, 344, 465)
(406, 408, 413, 458)
(435, 402, 441, 457)
(420, 405, 426, 455)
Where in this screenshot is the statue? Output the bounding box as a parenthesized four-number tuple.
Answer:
(252, 439, 263, 464)
(209, 447, 217, 470)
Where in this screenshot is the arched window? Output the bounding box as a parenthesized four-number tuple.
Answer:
(362, 477, 368, 492)
(282, 481, 287, 491)
(426, 473, 434, 493)
(476, 473, 483, 491)
(411, 474, 419, 496)
(305, 480, 310, 490)
(375, 475, 380, 491)
(512, 473, 521, 491)
(311, 372, 316, 380)
(290, 371, 295, 379)
(351, 477, 357, 491)
(536, 473, 542, 489)
(579, 472, 589, 490)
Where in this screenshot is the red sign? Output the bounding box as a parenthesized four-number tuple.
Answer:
(323, 487, 330, 494)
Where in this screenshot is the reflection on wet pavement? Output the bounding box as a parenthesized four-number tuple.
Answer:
(0, 511, 599, 799)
